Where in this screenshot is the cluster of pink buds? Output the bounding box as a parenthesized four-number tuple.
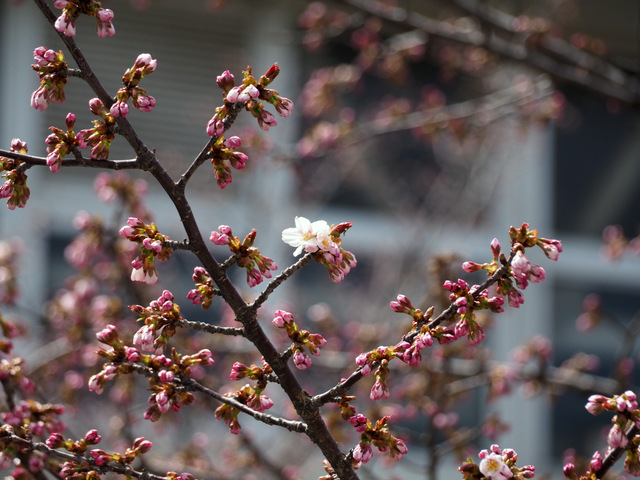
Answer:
(186, 267, 216, 310)
(1, 400, 65, 437)
(110, 53, 157, 117)
(281, 217, 357, 283)
(119, 217, 173, 285)
(355, 346, 397, 398)
(30, 47, 67, 111)
(207, 135, 249, 188)
(229, 359, 273, 383)
(348, 414, 408, 468)
(272, 309, 326, 370)
(442, 279, 492, 344)
(92, 323, 213, 421)
(459, 444, 535, 480)
(53, 435, 151, 480)
(207, 64, 293, 138)
(0, 357, 35, 394)
(53, 0, 115, 38)
(145, 380, 195, 423)
(462, 225, 562, 310)
(569, 390, 640, 476)
(88, 363, 122, 395)
(210, 225, 277, 287)
(46, 429, 102, 453)
(59, 459, 100, 480)
(129, 290, 182, 352)
(0, 139, 30, 210)
(90, 436, 152, 465)
(76, 98, 116, 160)
(214, 384, 274, 434)
(389, 295, 436, 365)
(45, 113, 78, 172)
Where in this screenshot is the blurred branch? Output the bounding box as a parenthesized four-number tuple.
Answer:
(335, 0, 640, 106)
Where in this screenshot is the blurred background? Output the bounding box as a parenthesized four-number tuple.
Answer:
(1, 1, 640, 479)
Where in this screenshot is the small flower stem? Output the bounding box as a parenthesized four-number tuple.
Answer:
(249, 253, 313, 312)
(177, 103, 243, 190)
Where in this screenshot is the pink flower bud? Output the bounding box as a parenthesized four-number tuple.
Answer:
(607, 424, 628, 449)
(192, 349, 215, 366)
(46, 432, 65, 448)
(275, 96, 294, 117)
(216, 70, 235, 92)
(563, 463, 576, 479)
(156, 390, 170, 413)
(257, 109, 277, 131)
(90, 449, 111, 466)
(133, 53, 157, 72)
(133, 437, 153, 453)
(210, 231, 229, 245)
(83, 429, 101, 445)
(65, 112, 76, 129)
(491, 238, 501, 258)
(158, 370, 175, 383)
(507, 288, 525, 308)
(272, 310, 294, 327)
(590, 451, 602, 472)
(96, 324, 118, 345)
(349, 414, 368, 432)
(229, 151, 247, 170)
(136, 95, 156, 112)
(96, 9, 115, 38)
(229, 362, 248, 380)
(224, 136, 242, 149)
(370, 379, 389, 400)
(226, 86, 243, 104)
(125, 347, 141, 362)
(462, 261, 482, 272)
(30, 87, 48, 111)
(109, 100, 129, 117)
(353, 442, 373, 464)
(88, 98, 105, 115)
(293, 350, 311, 369)
(55, 13, 76, 36)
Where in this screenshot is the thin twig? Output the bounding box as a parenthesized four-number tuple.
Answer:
(0, 149, 140, 170)
(311, 252, 516, 406)
(0, 432, 168, 480)
(249, 253, 313, 311)
(120, 363, 307, 434)
(174, 318, 244, 337)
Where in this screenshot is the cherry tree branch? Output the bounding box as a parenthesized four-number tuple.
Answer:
(0, 430, 167, 480)
(311, 252, 516, 406)
(177, 102, 244, 190)
(179, 377, 309, 434)
(0, 150, 140, 170)
(121, 362, 308, 434)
